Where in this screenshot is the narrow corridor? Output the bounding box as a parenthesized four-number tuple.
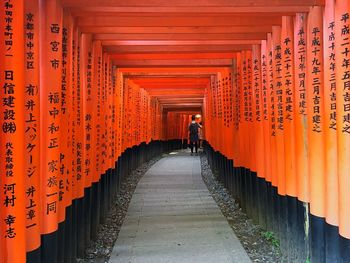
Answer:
(109, 151, 250, 263)
(2, 1, 350, 262)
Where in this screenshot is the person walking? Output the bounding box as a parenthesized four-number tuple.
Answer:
(188, 115, 200, 155)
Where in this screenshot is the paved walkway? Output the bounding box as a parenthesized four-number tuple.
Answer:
(109, 151, 251, 263)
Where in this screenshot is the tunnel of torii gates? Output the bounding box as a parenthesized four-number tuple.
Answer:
(1, 0, 350, 262)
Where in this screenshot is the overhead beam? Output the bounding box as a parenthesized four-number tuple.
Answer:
(164, 107, 202, 112)
(81, 26, 273, 34)
(161, 104, 203, 108)
(141, 88, 206, 91)
(139, 81, 209, 86)
(126, 74, 213, 78)
(163, 110, 201, 115)
(62, 0, 324, 7)
(131, 77, 210, 81)
(158, 97, 203, 100)
(140, 86, 207, 90)
(69, 6, 312, 15)
(162, 104, 203, 108)
(110, 53, 236, 60)
(119, 67, 229, 73)
(149, 94, 204, 98)
(158, 98, 204, 103)
(162, 102, 203, 105)
(149, 93, 204, 97)
(133, 83, 209, 87)
(102, 40, 260, 46)
(125, 74, 214, 78)
(146, 87, 205, 92)
(105, 45, 253, 53)
(148, 95, 205, 99)
(160, 102, 204, 106)
(78, 16, 282, 27)
(146, 90, 205, 95)
(113, 58, 233, 67)
(94, 33, 268, 41)
(135, 80, 208, 84)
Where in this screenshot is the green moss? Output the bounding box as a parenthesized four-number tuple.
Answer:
(261, 231, 280, 249)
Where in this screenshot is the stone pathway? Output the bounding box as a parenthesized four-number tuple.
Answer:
(109, 151, 251, 263)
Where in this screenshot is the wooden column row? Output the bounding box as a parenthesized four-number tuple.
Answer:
(204, 0, 350, 258)
(0, 0, 163, 262)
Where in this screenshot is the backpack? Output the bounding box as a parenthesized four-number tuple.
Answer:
(189, 123, 199, 135)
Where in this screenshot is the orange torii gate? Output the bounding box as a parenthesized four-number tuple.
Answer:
(1, 0, 350, 263)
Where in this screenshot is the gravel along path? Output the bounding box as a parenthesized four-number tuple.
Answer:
(200, 153, 282, 263)
(77, 154, 163, 263)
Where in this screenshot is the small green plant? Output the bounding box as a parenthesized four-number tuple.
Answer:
(261, 231, 280, 248)
(305, 259, 311, 263)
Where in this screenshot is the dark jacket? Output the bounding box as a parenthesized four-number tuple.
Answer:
(189, 122, 200, 142)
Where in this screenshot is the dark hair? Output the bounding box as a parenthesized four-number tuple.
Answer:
(191, 115, 196, 121)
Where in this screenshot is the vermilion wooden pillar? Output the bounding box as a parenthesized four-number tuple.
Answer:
(335, 1, 350, 260)
(24, 1, 41, 261)
(39, 0, 63, 262)
(0, 1, 26, 262)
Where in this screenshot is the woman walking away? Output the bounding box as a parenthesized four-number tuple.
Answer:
(188, 115, 200, 155)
